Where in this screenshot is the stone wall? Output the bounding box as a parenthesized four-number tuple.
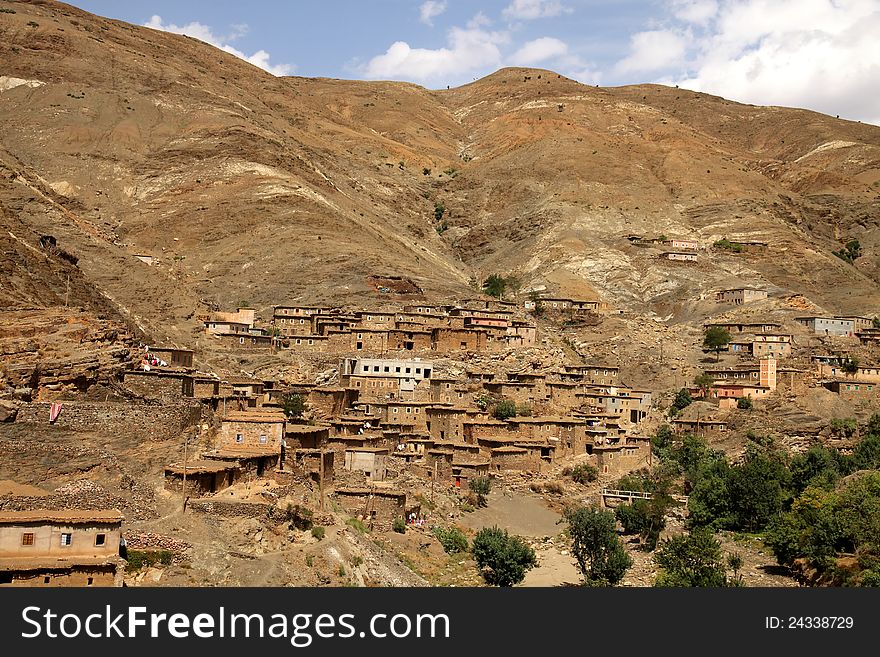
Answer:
(187, 499, 274, 519)
(16, 401, 203, 441)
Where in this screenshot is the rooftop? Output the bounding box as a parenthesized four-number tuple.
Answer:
(0, 509, 124, 525)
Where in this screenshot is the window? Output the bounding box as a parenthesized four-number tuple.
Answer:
(374, 366, 380, 372)
(384, 366, 390, 373)
(87, 577, 94, 586)
(395, 367, 401, 373)
(235, 433, 244, 443)
(239, 337, 245, 344)
(416, 368, 421, 374)
(95, 534, 106, 547)
(393, 408, 398, 414)
(43, 577, 50, 584)
(22, 533, 34, 546)
(405, 368, 411, 374)
(259, 434, 268, 444)
(60, 533, 72, 546)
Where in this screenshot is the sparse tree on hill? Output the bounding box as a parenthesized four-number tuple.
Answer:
(564, 506, 632, 586)
(471, 526, 536, 587)
(282, 393, 307, 419)
(469, 477, 492, 508)
(670, 388, 692, 416)
(482, 274, 508, 299)
(703, 326, 732, 362)
(693, 373, 714, 398)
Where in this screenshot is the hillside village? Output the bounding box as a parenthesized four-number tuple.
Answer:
(1, 1, 880, 589)
(3, 259, 880, 587)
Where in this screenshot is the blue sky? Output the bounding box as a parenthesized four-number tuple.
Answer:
(71, 1, 880, 124)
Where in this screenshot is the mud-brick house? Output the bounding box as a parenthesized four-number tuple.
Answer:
(429, 376, 464, 403)
(662, 238, 699, 250)
(715, 288, 768, 305)
(425, 405, 473, 442)
(450, 458, 490, 489)
(0, 510, 125, 587)
(193, 376, 220, 400)
(594, 436, 651, 476)
(164, 461, 239, 495)
(285, 424, 331, 449)
(490, 445, 543, 472)
(562, 364, 621, 385)
(795, 316, 856, 337)
(822, 380, 879, 400)
(122, 369, 194, 401)
(660, 251, 698, 262)
(344, 447, 389, 481)
(462, 418, 510, 443)
(431, 328, 487, 352)
(671, 418, 728, 437)
(145, 347, 194, 369)
(506, 416, 589, 457)
(204, 308, 255, 335)
(290, 449, 334, 482)
(216, 411, 285, 456)
(333, 488, 406, 531)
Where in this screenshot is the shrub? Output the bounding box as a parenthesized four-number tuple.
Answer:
(564, 506, 632, 586)
(311, 526, 326, 540)
(471, 527, 536, 586)
(125, 549, 174, 572)
(282, 393, 307, 419)
(493, 399, 517, 420)
(571, 463, 598, 484)
(346, 518, 368, 534)
(286, 503, 314, 530)
(670, 388, 692, 414)
(432, 526, 469, 554)
(713, 238, 744, 253)
(469, 477, 491, 507)
(517, 404, 533, 417)
(737, 396, 753, 410)
(434, 201, 445, 221)
(654, 528, 731, 587)
(392, 518, 406, 534)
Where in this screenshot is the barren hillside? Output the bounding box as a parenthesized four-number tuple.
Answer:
(1, 0, 879, 352)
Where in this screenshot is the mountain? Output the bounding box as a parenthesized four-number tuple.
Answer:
(1, 0, 879, 354)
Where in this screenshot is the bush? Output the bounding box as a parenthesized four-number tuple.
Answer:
(493, 399, 517, 420)
(392, 518, 406, 534)
(517, 404, 533, 417)
(564, 506, 632, 586)
(737, 396, 753, 410)
(670, 388, 692, 414)
(571, 463, 598, 484)
(713, 238, 744, 253)
(346, 518, 368, 534)
(311, 526, 326, 540)
(471, 527, 536, 586)
(469, 477, 491, 507)
(433, 201, 445, 221)
(530, 480, 565, 495)
(654, 528, 731, 587)
(125, 550, 174, 572)
(432, 526, 469, 554)
(282, 393, 307, 419)
(286, 503, 314, 530)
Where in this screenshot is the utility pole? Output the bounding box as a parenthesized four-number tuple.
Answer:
(181, 432, 189, 513)
(318, 450, 325, 511)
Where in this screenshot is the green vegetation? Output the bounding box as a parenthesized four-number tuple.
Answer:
(469, 477, 491, 508)
(471, 526, 536, 587)
(392, 518, 406, 534)
(570, 463, 598, 484)
(0, 8, 17, 14)
(493, 399, 517, 420)
(670, 388, 693, 415)
(432, 526, 469, 554)
(654, 528, 736, 587)
(693, 373, 714, 397)
(703, 326, 732, 361)
(516, 404, 533, 417)
(433, 201, 445, 222)
(346, 518, 368, 534)
(564, 506, 632, 586)
(737, 396, 753, 410)
(125, 550, 174, 572)
(831, 417, 857, 439)
(422, 167, 431, 175)
(528, 290, 545, 317)
(614, 468, 676, 550)
(435, 221, 449, 235)
(833, 239, 862, 264)
(481, 273, 519, 299)
(282, 393, 307, 419)
(713, 238, 745, 253)
(839, 356, 859, 376)
(27, 21, 39, 27)
(286, 503, 314, 530)
(311, 526, 326, 540)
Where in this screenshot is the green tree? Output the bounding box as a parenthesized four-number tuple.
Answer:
(852, 433, 880, 470)
(528, 290, 544, 317)
(433, 201, 445, 222)
(516, 404, 533, 417)
(831, 417, 858, 439)
(469, 477, 491, 508)
(482, 274, 508, 299)
(726, 451, 789, 532)
(654, 528, 730, 587)
(790, 445, 841, 494)
(570, 463, 598, 484)
(282, 393, 307, 419)
(493, 399, 517, 420)
(833, 239, 862, 264)
(670, 388, 692, 415)
(693, 373, 714, 397)
(564, 506, 632, 586)
(703, 326, 732, 362)
(737, 396, 753, 410)
(471, 527, 537, 586)
(432, 526, 469, 553)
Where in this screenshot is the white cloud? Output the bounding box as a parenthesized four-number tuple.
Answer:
(509, 37, 569, 66)
(666, 0, 880, 124)
(363, 22, 508, 83)
(419, 1, 448, 26)
(670, 0, 718, 25)
(143, 15, 295, 76)
(615, 29, 688, 74)
(502, 0, 571, 21)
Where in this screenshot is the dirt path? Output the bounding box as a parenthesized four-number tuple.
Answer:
(459, 489, 563, 537)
